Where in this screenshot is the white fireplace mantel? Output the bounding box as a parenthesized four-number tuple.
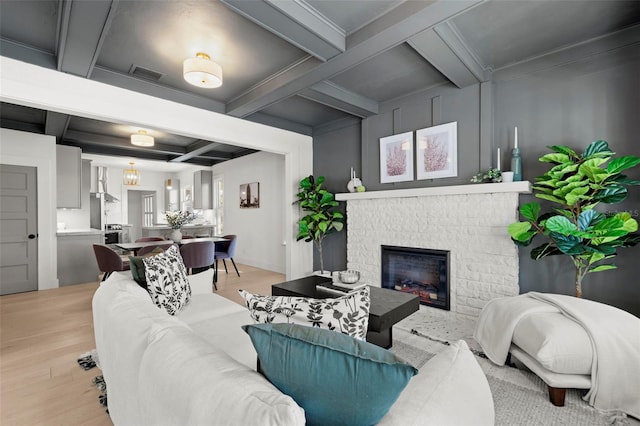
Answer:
(340, 180, 532, 319)
(336, 181, 531, 201)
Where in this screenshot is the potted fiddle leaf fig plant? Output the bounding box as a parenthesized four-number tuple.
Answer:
(508, 140, 640, 298)
(296, 175, 344, 275)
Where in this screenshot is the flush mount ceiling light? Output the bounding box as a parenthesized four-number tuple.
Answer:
(123, 162, 140, 186)
(131, 130, 154, 147)
(183, 52, 222, 88)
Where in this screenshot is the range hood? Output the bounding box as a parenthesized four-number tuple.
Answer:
(96, 166, 119, 203)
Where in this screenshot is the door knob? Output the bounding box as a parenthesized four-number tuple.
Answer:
(28, 234, 36, 239)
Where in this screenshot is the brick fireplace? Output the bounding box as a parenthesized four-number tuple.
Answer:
(336, 182, 531, 319)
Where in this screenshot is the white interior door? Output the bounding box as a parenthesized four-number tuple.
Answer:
(0, 164, 38, 295)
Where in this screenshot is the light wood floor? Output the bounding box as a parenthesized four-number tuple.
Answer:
(0, 263, 280, 425)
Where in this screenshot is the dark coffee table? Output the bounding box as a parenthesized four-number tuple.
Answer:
(272, 275, 419, 348)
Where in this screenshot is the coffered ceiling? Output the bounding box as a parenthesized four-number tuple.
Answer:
(1, 0, 639, 166)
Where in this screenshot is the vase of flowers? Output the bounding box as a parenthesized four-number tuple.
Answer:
(165, 210, 197, 243)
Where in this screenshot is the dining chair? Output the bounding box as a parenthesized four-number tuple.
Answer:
(179, 241, 217, 290)
(135, 237, 165, 242)
(136, 242, 175, 256)
(215, 234, 240, 277)
(93, 244, 130, 281)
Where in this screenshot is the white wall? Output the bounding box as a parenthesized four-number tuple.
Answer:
(212, 152, 285, 273)
(0, 128, 58, 289)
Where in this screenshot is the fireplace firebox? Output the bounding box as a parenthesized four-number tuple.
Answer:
(381, 245, 450, 310)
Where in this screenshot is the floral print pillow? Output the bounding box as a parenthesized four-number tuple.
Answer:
(143, 245, 191, 315)
(238, 286, 370, 340)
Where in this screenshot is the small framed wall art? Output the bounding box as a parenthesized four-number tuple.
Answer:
(416, 122, 458, 180)
(379, 131, 414, 183)
(240, 182, 260, 208)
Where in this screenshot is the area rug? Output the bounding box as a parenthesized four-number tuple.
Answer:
(77, 331, 633, 425)
(391, 314, 632, 426)
(76, 351, 108, 412)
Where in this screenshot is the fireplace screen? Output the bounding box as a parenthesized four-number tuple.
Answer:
(381, 245, 450, 310)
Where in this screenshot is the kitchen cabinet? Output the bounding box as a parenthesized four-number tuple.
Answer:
(56, 145, 82, 208)
(142, 224, 215, 238)
(193, 170, 212, 209)
(57, 230, 102, 285)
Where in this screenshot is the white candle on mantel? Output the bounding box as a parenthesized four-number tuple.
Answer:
(515, 127, 518, 149)
(497, 147, 501, 169)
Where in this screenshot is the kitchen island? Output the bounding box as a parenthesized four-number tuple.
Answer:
(57, 229, 103, 285)
(142, 224, 216, 239)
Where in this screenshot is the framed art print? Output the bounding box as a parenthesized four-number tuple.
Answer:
(240, 182, 260, 208)
(416, 122, 457, 180)
(379, 131, 414, 183)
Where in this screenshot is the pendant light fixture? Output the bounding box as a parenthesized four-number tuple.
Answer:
(166, 178, 172, 189)
(183, 52, 223, 88)
(123, 162, 140, 186)
(131, 130, 154, 147)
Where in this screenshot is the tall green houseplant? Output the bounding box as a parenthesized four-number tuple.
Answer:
(508, 140, 640, 298)
(296, 175, 344, 274)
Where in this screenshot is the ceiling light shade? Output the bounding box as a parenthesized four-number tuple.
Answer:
(183, 52, 222, 88)
(131, 130, 154, 147)
(123, 162, 140, 186)
(166, 178, 172, 190)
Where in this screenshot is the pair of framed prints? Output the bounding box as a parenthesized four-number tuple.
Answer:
(379, 122, 457, 184)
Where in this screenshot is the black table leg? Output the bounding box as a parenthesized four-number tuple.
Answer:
(366, 328, 392, 349)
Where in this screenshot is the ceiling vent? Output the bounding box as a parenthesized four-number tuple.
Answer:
(128, 64, 164, 82)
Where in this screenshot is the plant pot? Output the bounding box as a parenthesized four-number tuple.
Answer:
(169, 229, 182, 243)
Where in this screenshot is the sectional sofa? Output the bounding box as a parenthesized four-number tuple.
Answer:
(92, 270, 495, 425)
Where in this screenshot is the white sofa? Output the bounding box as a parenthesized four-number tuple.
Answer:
(93, 271, 495, 425)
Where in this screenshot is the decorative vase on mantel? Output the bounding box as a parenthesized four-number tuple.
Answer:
(169, 228, 182, 243)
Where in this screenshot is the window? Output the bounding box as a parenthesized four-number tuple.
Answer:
(213, 175, 224, 235)
(143, 194, 155, 227)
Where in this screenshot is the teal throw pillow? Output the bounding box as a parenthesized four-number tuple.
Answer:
(242, 323, 418, 426)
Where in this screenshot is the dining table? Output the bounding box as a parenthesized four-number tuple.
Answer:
(114, 236, 230, 282)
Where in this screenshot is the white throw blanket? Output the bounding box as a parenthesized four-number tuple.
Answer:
(474, 292, 640, 418)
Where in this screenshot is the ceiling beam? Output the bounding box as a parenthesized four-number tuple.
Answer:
(44, 111, 70, 142)
(227, 55, 320, 115)
(226, 0, 484, 118)
(62, 140, 177, 162)
(0, 118, 44, 134)
(244, 112, 313, 136)
(57, 0, 118, 77)
(299, 81, 378, 117)
(0, 39, 56, 70)
(407, 23, 485, 89)
(92, 66, 226, 114)
(169, 140, 232, 163)
(221, 0, 345, 61)
(433, 22, 488, 82)
(64, 129, 186, 155)
(62, 141, 221, 167)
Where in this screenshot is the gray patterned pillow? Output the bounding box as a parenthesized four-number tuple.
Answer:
(238, 286, 370, 340)
(143, 245, 191, 315)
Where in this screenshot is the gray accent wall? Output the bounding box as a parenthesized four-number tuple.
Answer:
(312, 119, 361, 273)
(495, 53, 640, 316)
(313, 46, 640, 316)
